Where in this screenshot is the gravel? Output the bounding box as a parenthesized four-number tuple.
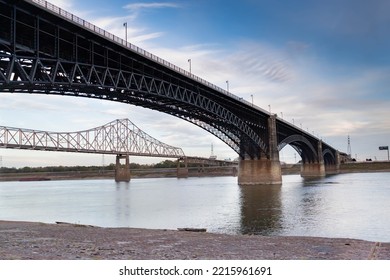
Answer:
(1, 220, 389, 260)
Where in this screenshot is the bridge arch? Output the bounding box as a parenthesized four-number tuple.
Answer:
(278, 134, 318, 163)
(323, 148, 336, 165)
(0, 55, 266, 158)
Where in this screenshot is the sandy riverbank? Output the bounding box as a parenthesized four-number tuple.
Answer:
(0, 220, 389, 260)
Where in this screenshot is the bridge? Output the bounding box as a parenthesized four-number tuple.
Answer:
(0, 119, 238, 180)
(0, 0, 342, 184)
(0, 119, 186, 181)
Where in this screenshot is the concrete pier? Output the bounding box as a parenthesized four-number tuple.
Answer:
(238, 115, 282, 185)
(115, 154, 131, 182)
(325, 151, 341, 175)
(301, 162, 326, 177)
(238, 158, 282, 185)
(177, 157, 189, 178)
(301, 141, 326, 178)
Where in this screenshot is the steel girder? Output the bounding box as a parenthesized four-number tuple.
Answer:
(0, 52, 265, 158)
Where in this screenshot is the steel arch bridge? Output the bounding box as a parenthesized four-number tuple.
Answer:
(0, 0, 342, 184)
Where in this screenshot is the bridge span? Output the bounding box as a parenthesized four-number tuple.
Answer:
(0, 0, 343, 184)
(0, 119, 186, 181)
(0, 119, 238, 181)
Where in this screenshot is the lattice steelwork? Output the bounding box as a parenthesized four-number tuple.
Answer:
(0, 119, 185, 158)
(0, 0, 340, 164)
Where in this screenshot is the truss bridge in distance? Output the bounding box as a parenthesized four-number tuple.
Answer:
(0, 119, 237, 181)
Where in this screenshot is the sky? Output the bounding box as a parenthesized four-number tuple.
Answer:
(1, 0, 390, 167)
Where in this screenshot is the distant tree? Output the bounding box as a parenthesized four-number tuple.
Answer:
(154, 160, 177, 168)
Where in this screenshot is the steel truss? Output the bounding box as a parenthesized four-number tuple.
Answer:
(0, 54, 264, 156)
(0, 119, 185, 158)
(0, 0, 340, 163)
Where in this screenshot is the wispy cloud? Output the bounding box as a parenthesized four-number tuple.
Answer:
(124, 2, 179, 11)
(46, 0, 74, 10)
(81, 2, 179, 45)
(150, 38, 390, 147)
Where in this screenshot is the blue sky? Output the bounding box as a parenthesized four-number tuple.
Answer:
(1, 0, 390, 167)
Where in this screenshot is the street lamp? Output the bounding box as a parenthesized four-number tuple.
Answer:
(250, 94, 253, 106)
(188, 59, 191, 73)
(123, 22, 128, 42)
(226, 80, 229, 92)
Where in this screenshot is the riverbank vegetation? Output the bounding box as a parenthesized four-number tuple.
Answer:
(0, 159, 179, 174)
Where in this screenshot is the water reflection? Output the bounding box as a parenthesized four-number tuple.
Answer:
(115, 182, 131, 222)
(1, 174, 390, 242)
(239, 184, 282, 235)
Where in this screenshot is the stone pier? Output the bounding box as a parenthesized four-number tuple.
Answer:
(301, 141, 326, 178)
(238, 115, 282, 185)
(325, 151, 341, 175)
(115, 154, 131, 182)
(177, 157, 189, 178)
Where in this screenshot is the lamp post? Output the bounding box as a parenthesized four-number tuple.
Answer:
(123, 22, 128, 42)
(188, 59, 191, 73)
(250, 94, 253, 106)
(226, 80, 229, 92)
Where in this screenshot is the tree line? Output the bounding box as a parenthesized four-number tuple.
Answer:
(0, 159, 179, 174)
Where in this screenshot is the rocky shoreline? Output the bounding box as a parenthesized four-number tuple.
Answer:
(0, 220, 389, 260)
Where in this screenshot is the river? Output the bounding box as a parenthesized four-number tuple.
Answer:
(0, 172, 389, 242)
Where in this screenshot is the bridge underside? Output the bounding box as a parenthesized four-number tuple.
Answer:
(0, 0, 270, 161)
(0, 0, 341, 185)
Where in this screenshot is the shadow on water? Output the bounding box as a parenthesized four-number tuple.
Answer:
(301, 174, 341, 187)
(238, 184, 282, 235)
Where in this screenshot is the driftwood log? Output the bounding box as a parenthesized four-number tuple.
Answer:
(177, 228, 207, 232)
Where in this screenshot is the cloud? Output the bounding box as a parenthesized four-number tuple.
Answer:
(81, 3, 179, 45)
(149, 39, 390, 149)
(232, 46, 289, 83)
(46, 0, 74, 10)
(124, 2, 179, 11)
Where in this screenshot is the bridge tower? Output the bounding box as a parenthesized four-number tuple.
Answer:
(238, 115, 282, 185)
